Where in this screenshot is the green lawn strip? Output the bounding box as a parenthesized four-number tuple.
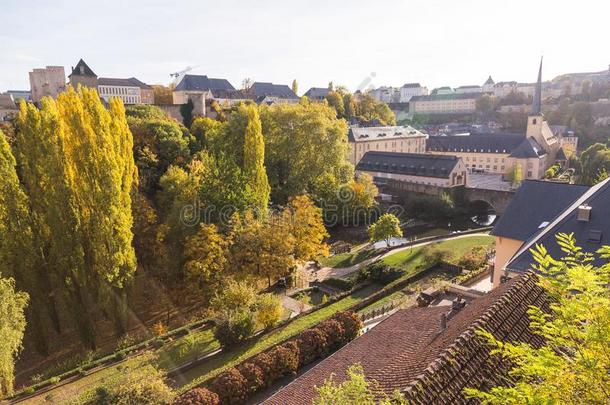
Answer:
(318, 246, 378, 268)
(382, 235, 494, 270)
(157, 329, 220, 370)
(175, 283, 384, 393)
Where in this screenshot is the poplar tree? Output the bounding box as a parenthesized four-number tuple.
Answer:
(242, 105, 270, 213)
(14, 87, 137, 348)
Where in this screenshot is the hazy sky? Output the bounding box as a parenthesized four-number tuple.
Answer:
(1, 0, 608, 94)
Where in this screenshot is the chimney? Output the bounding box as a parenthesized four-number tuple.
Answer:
(440, 313, 447, 330)
(452, 296, 466, 311)
(577, 205, 591, 222)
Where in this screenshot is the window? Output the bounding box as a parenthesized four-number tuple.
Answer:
(527, 171, 533, 177)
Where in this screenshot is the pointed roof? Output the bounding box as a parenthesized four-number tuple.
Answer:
(69, 59, 96, 78)
(531, 57, 543, 115)
(484, 75, 495, 85)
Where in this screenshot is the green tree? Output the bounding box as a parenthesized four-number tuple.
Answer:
(260, 102, 352, 203)
(242, 104, 270, 213)
(152, 85, 174, 105)
(291, 79, 298, 95)
(578, 143, 610, 185)
(0, 275, 28, 398)
(325, 91, 345, 118)
(210, 278, 257, 317)
(354, 93, 396, 125)
(315, 364, 406, 405)
(180, 98, 194, 127)
(465, 233, 610, 404)
(255, 293, 283, 329)
(475, 94, 498, 114)
(506, 163, 523, 187)
(368, 213, 403, 248)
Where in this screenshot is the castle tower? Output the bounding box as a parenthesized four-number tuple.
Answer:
(68, 59, 98, 89)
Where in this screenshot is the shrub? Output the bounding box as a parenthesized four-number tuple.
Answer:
(208, 368, 247, 405)
(457, 245, 487, 271)
(322, 277, 353, 291)
(317, 319, 345, 351)
(100, 364, 175, 404)
(152, 338, 165, 349)
(23, 387, 35, 395)
(357, 262, 402, 284)
(214, 310, 256, 348)
(332, 311, 362, 343)
(296, 328, 328, 365)
(114, 350, 127, 361)
(420, 246, 452, 269)
(173, 387, 220, 405)
(268, 344, 299, 379)
(153, 321, 168, 336)
(49, 376, 60, 384)
(251, 352, 274, 387)
(255, 293, 283, 329)
(238, 362, 265, 394)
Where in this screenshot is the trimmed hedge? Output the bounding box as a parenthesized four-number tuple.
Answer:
(322, 277, 354, 291)
(194, 311, 363, 404)
(174, 387, 220, 405)
(357, 262, 403, 284)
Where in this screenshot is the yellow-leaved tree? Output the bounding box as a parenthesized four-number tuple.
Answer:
(13, 87, 137, 348)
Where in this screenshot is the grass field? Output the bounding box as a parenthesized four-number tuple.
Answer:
(382, 235, 494, 270)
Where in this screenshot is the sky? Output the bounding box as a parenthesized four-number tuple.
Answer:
(1, 0, 609, 94)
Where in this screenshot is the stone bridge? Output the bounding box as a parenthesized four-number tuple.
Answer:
(381, 179, 515, 215)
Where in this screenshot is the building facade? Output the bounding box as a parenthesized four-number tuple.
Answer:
(348, 125, 428, 165)
(455, 85, 483, 94)
(399, 83, 428, 102)
(356, 151, 468, 188)
(29, 66, 66, 102)
(410, 93, 477, 114)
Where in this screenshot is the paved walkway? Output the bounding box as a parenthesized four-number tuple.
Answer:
(311, 233, 491, 281)
(281, 294, 311, 317)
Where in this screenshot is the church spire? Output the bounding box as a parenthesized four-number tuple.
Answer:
(531, 57, 543, 115)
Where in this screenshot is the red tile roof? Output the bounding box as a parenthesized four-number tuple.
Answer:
(264, 274, 546, 405)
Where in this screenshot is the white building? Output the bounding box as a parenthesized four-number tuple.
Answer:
(455, 85, 483, 94)
(97, 78, 153, 105)
(409, 93, 478, 115)
(369, 86, 399, 103)
(399, 83, 428, 102)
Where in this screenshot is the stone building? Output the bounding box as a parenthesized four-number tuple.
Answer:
(409, 93, 477, 114)
(356, 151, 468, 189)
(347, 125, 427, 165)
(68, 59, 153, 105)
(29, 66, 66, 102)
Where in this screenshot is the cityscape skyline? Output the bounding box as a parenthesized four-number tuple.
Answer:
(1, 0, 609, 92)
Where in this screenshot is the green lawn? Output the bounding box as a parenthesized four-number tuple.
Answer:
(383, 235, 494, 271)
(318, 246, 379, 268)
(175, 282, 384, 392)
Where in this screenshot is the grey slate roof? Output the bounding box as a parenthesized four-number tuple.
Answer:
(98, 77, 151, 89)
(356, 151, 461, 179)
(426, 133, 527, 154)
(174, 74, 235, 93)
(303, 87, 329, 99)
(484, 75, 495, 85)
(508, 137, 546, 158)
(491, 180, 589, 241)
(506, 178, 610, 273)
(251, 82, 298, 99)
(69, 59, 96, 77)
(402, 83, 422, 88)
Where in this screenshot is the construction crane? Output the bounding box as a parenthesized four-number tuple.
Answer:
(169, 65, 199, 85)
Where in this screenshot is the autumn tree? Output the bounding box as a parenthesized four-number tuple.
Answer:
(283, 195, 329, 261)
(183, 223, 228, 290)
(14, 87, 137, 348)
(0, 130, 51, 353)
(368, 213, 403, 248)
(465, 233, 610, 404)
(0, 275, 28, 398)
(228, 211, 295, 286)
(152, 84, 174, 104)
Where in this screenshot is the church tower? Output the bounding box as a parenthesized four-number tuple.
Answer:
(525, 58, 559, 159)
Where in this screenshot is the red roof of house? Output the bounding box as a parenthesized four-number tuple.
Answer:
(265, 274, 546, 404)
